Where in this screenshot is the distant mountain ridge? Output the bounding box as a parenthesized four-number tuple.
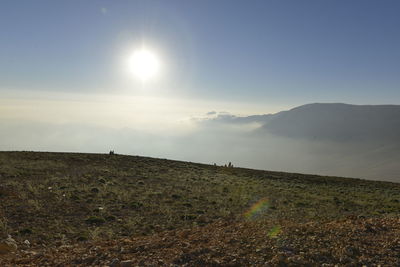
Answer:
(202, 103, 400, 181)
(262, 103, 400, 142)
(211, 103, 400, 143)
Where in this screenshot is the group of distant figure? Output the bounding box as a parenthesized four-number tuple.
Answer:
(109, 150, 233, 168)
(214, 162, 234, 168)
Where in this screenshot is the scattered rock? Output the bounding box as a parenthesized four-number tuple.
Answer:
(85, 216, 106, 225)
(120, 260, 134, 267)
(91, 187, 100, 193)
(109, 258, 120, 267)
(0, 235, 17, 254)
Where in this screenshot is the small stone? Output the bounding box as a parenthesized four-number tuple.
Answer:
(91, 187, 100, 193)
(120, 260, 134, 267)
(83, 256, 96, 264)
(109, 258, 120, 267)
(0, 235, 17, 254)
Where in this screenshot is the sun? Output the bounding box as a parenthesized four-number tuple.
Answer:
(128, 49, 160, 82)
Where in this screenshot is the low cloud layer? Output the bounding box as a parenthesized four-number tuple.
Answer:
(1, 103, 400, 183)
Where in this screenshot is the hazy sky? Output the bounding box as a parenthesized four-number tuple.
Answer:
(1, 0, 400, 106)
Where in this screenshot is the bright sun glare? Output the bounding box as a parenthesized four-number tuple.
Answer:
(128, 49, 160, 82)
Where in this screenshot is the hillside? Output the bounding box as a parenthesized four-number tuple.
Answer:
(210, 103, 400, 144)
(1, 151, 400, 266)
(261, 103, 400, 142)
(204, 103, 400, 182)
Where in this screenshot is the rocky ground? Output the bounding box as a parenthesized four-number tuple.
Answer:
(1, 151, 400, 266)
(1, 216, 400, 266)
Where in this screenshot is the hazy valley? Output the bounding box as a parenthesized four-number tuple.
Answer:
(3, 103, 399, 182)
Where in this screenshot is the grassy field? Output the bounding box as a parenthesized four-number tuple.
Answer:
(1, 151, 400, 265)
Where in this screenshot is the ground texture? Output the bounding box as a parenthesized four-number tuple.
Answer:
(1, 152, 400, 266)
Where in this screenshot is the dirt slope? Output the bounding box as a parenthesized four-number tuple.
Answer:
(1, 151, 400, 266)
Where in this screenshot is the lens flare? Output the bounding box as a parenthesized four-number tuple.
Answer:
(268, 225, 282, 238)
(244, 197, 269, 219)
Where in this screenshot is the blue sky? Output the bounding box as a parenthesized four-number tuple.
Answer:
(1, 0, 400, 108)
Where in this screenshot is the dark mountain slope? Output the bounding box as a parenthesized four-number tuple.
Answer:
(197, 103, 400, 181)
(262, 103, 400, 142)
